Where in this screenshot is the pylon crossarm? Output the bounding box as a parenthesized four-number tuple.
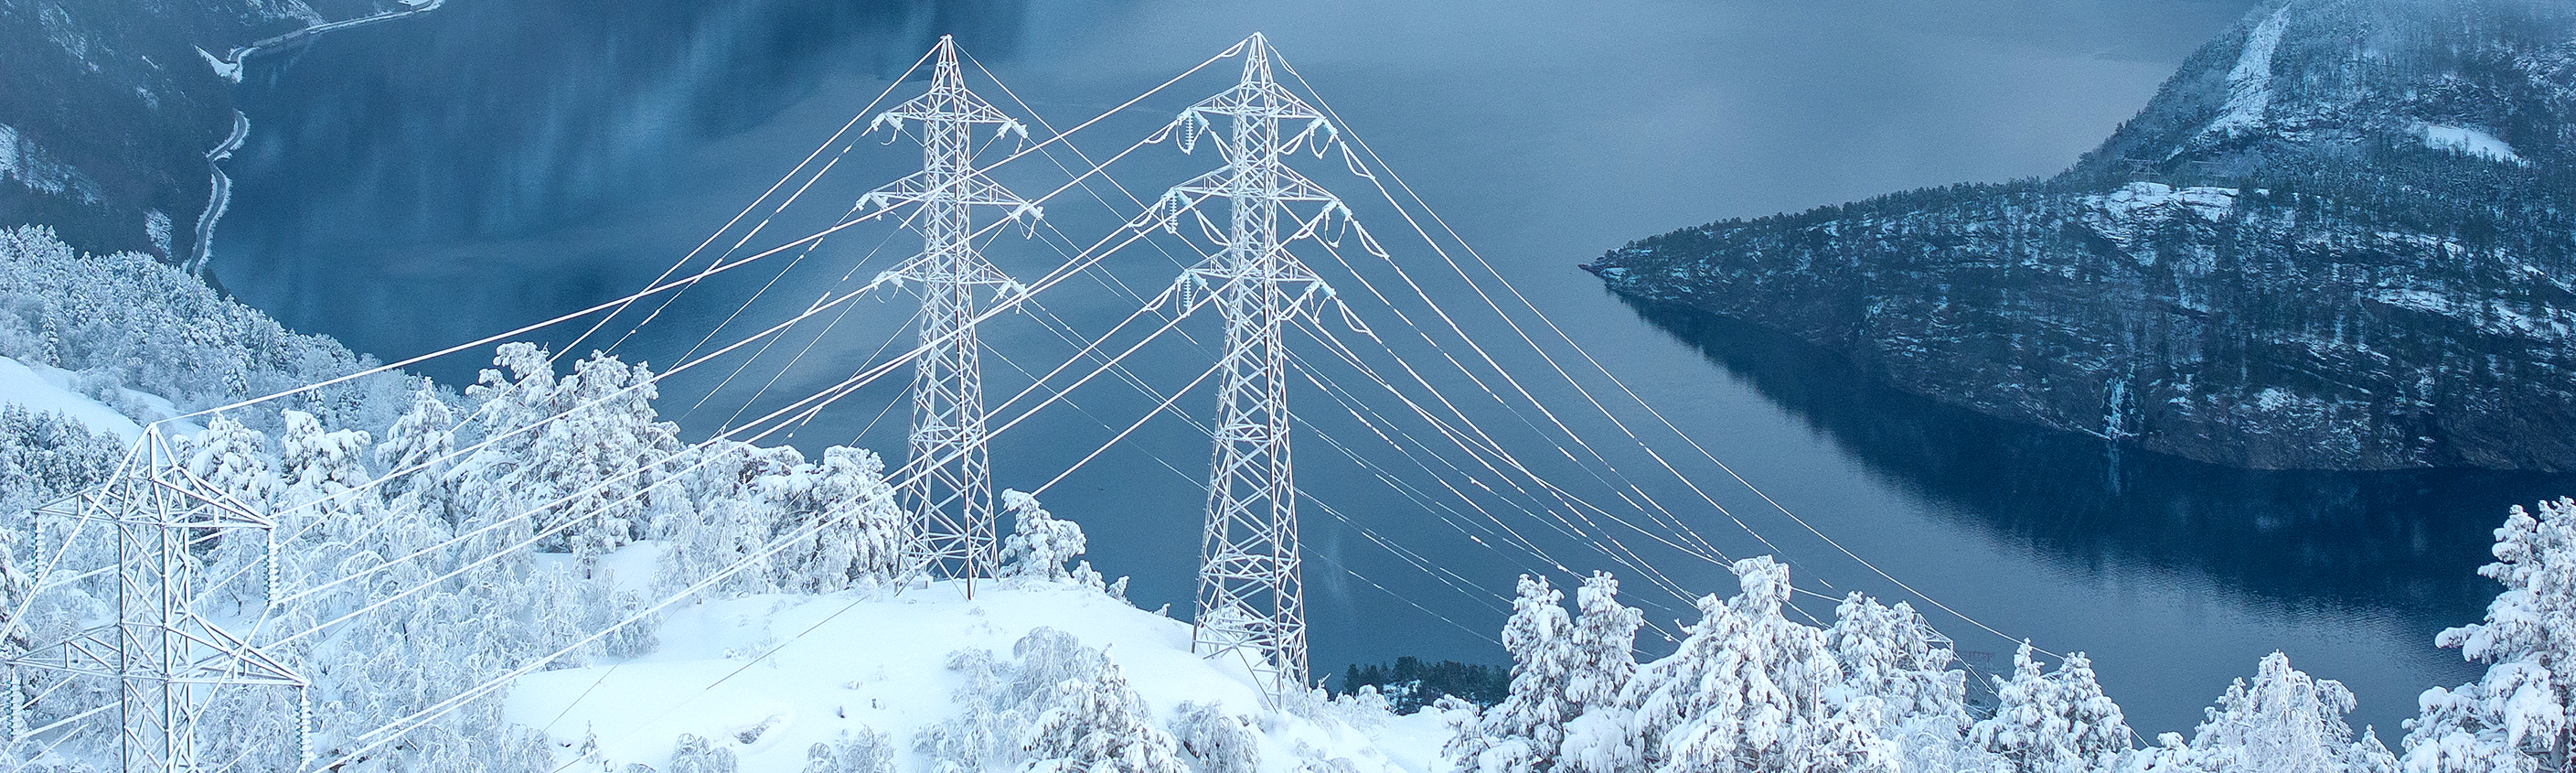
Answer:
(879, 251, 1018, 287)
(147, 464, 271, 530)
(862, 169, 1039, 214)
(176, 620, 303, 687)
(31, 490, 97, 522)
(7, 625, 119, 678)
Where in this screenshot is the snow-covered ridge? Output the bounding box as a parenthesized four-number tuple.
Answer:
(2078, 182, 2238, 245)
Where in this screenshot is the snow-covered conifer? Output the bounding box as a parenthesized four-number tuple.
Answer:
(1558, 572, 1643, 773)
(376, 379, 458, 510)
(1451, 574, 1576, 773)
(920, 648, 1011, 772)
(668, 733, 741, 773)
(535, 352, 680, 564)
(1972, 643, 2130, 773)
(2130, 733, 2206, 773)
(805, 728, 899, 773)
(2405, 498, 2576, 773)
(1623, 556, 1889, 773)
(773, 446, 904, 592)
(1021, 651, 1188, 773)
(1566, 572, 1641, 711)
(2186, 651, 2383, 773)
(1441, 694, 1493, 771)
(277, 408, 377, 544)
(1172, 701, 1262, 773)
(188, 413, 283, 610)
(188, 413, 281, 510)
(1831, 593, 1970, 731)
(999, 489, 1086, 583)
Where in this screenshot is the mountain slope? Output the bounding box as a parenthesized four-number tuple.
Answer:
(1584, 0, 2576, 470)
(0, 0, 420, 262)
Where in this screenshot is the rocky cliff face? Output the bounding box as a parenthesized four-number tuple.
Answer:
(1587, 0, 2576, 471)
(0, 0, 411, 262)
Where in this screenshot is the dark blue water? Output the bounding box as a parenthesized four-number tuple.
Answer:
(213, 0, 2559, 735)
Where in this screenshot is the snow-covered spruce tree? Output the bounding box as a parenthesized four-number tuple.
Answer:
(1448, 574, 1577, 773)
(459, 343, 682, 566)
(1568, 572, 1643, 711)
(376, 378, 460, 521)
(189, 413, 283, 510)
(1970, 642, 2131, 773)
(658, 440, 797, 599)
(1623, 556, 1892, 773)
(772, 446, 905, 593)
(1000, 488, 1087, 584)
(187, 413, 284, 612)
(920, 646, 1012, 772)
(1021, 652, 1189, 773)
(669, 733, 742, 773)
(2405, 498, 2576, 773)
(1831, 591, 1973, 766)
(1559, 572, 1644, 773)
(1173, 701, 1263, 773)
(533, 351, 681, 564)
(278, 409, 376, 543)
(2184, 651, 2393, 773)
(805, 728, 901, 773)
(918, 627, 1182, 773)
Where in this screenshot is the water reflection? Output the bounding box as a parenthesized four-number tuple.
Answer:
(1615, 294, 2570, 628)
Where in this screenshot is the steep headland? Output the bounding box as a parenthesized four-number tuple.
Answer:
(1585, 0, 2576, 470)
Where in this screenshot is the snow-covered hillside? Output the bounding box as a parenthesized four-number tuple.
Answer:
(508, 576, 1452, 773)
(0, 355, 144, 442)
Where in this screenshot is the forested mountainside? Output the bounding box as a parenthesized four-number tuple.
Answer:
(0, 0, 416, 262)
(1585, 0, 2576, 471)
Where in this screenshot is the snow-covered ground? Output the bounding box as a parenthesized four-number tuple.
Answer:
(0, 355, 144, 440)
(2204, 4, 2291, 137)
(2414, 123, 2528, 166)
(505, 571, 1455, 773)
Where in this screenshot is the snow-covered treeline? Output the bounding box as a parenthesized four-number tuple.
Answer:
(0, 225, 411, 434)
(1441, 497, 2576, 773)
(0, 223, 412, 519)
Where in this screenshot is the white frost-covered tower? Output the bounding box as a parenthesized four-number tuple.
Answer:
(864, 36, 1036, 596)
(1160, 33, 1352, 697)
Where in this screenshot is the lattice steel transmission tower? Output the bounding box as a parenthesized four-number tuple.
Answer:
(5, 425, 305, 773)
(862, 36, 1037, 596)
(1159, 33, 1352, 697)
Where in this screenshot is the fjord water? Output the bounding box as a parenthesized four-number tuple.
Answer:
(211, 0, 2558, 734)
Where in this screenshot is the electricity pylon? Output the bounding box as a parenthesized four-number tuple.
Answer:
(5, 425, 305, 773)
(1157, 33, 1352, 698)
(862, 36, 1038, 596)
